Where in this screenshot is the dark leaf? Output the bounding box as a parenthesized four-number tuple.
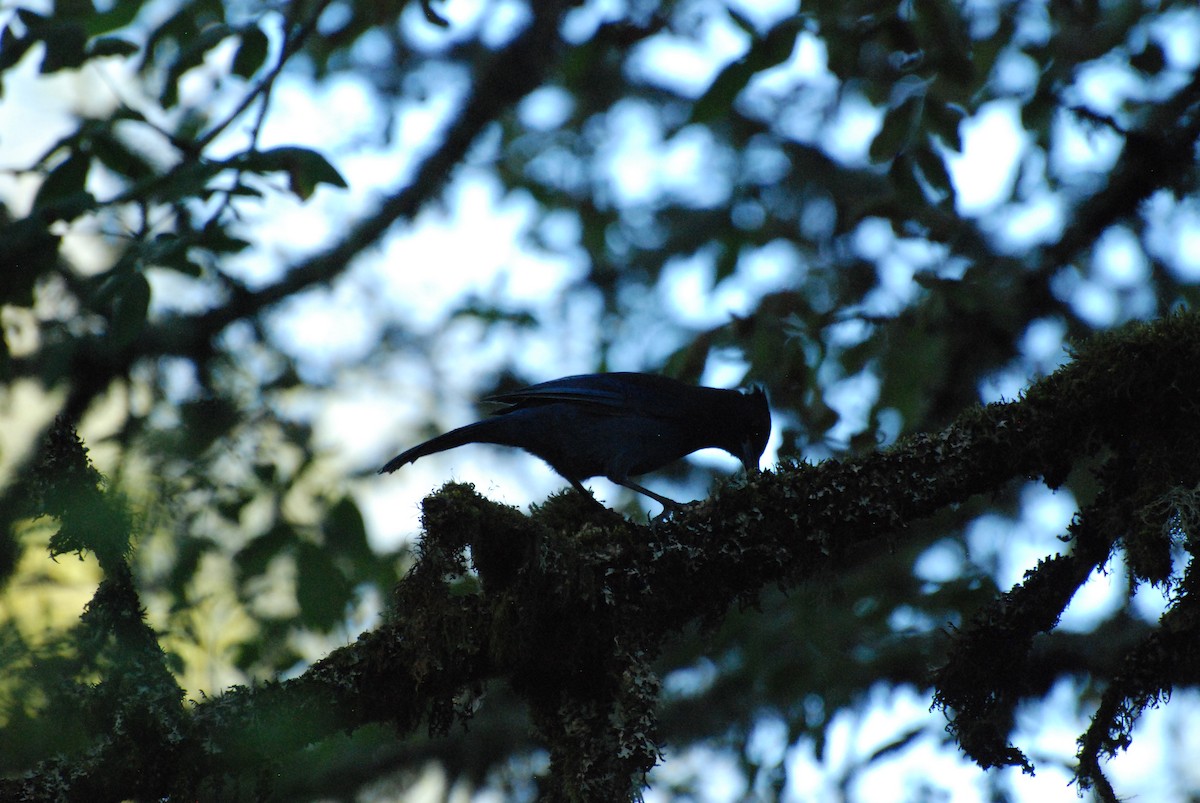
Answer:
(177, 397, 241, 457)
(0, 17, 36, 72)
(870, 95, 924, 163)
(913, 143, 955, 206)
(1130, 42, 1166, 76)
(323, 497, 373, 566)
(91, 129, 155, 180)
(39, 21, 88, 73)
(32, 151, 95, 221)
(237, 147, 348, 200)
(198, 225, 251, 254)
(0, 218, 59, 305)
(296, 542, 352, 630)
(726, 7, 758, 36)
(232, 24, 269, 79)
(714, 241, 739, 283)
(236, 523, 296, 583)
(86, 36, 139, 59)
(887, 153, 926, 208)
(691, 17, 805, 124)
(143, 234, 204, 277)
(86, 0, 146, 36)
(167, 535, 212, 598)
(160, 22, 235, 107)
(926, 101, 965, 153)
(420, 0, 450, 27)
(109, 271, 152, 348)
(147, 159, 224, 203)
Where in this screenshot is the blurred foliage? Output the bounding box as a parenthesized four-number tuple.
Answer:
(1, 0, 1200, 800)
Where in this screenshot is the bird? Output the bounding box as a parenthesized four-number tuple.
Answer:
(379, 372, 771, 512)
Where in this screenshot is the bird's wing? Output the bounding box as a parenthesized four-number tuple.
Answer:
(485, 373, 688, 417)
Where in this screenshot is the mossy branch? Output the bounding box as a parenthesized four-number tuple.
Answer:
(8, 314, 1200, 800)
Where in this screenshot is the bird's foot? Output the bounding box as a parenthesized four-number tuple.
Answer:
(650, 499, 685, 523)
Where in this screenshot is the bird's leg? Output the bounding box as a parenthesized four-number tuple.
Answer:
(611, 478, 684, 519)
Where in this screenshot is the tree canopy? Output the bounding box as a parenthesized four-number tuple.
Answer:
(2, 0, 1200, 800)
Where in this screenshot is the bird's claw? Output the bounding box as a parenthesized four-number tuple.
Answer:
(651, 500, 685, 523)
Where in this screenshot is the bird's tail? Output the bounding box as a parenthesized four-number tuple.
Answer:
(378, 419, 506, 474)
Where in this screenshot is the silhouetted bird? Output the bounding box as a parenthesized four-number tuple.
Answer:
(379, 372, 771, 512)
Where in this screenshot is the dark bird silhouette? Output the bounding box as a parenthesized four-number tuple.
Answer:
(379, 372, 771, 512)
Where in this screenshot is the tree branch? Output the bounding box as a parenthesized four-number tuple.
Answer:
(11, 313, 1198, 799)
(139, 1, 573, 361)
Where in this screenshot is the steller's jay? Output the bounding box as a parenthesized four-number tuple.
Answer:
(379, 372, 771, 512)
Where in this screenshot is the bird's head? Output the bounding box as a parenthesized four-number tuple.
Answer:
(735, 385, 771, 471)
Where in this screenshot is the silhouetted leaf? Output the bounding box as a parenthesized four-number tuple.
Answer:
(0, 15, 36, 72)
(691, 17, 805, 124)
(85, 0, 145, 36)
(148, 159, 224, 203)
(419, 0, 450, 27)
(86, 36, 139, 59)
(236, 147, 348, 200)
(236, 523, 296, 584)
(296, 542, 352, 630)
(232, 24, 269, 79)
(155, 16, 234, 107)
(927, 100, 965, 152)
(142, 234, 203, 276)
(177, 397, 241, 457)
(324, 497, 372, 566)
(0, 218, 59, 305)
(91, 129, 155, 181)
(870, 94, 924, 163)
(32, 152, 94, 221)
(1130, 42, 1166, 76)
(109, 271, 151, 348)
(914, 143, 955, 206)
(38, 21, 88, 73)
(198, 225, 251, 254)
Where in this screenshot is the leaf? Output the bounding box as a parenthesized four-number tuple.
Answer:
(726, 7, 759, 36)
(236, 523, 295, 582)
(0, 16, 36, 72)
(32, 151, 94, 220)
(714, 241, 739, 283)
(167, 535, 212, 597)
(232, 24, 269, 79)
(888, 153, 925, 207)
(86, 37, 139, 59)
(296, 542, 352, 630)
(237, 146, 348, 200)
(0, 218, 59, 306)
(38, 21, 88, 73)
(0, 329, 10, 381)
(869, 95, 924, 163)
(913, 143, 956, 206)
(109, 271, 151, 348)
(147, 159, 224, 203)
(177, 397, 241, 457)
(926, 101, 965, 153)
(419, 0, 451, 27)
(198, 225, 251, 254)
(86, 0, 146, 36)
(323, 497, 373, 565)
(91, 129, 154, 180)
(690, 17, 805, 124)
(141, 233, 203, 276)
(160, 22, 235, 107)
(1130, 42, 1166, 76)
